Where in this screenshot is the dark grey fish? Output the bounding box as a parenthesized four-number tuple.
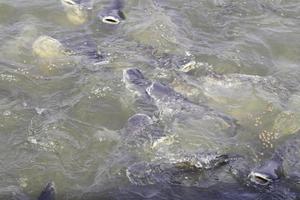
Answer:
(275, 132, 300, 179)
(123, 68, 152, 95)
(57, 30, 105, 65)
(98, 0, 126, 25)
(121, 113, 167, 148)
(82, 182, 299, 200)
(123, 68, 158, 116)
(126, 154, 230, 185)
(19, 179, 300, 200)
(229, 148, 300, 200)
(89, 112, 167, 189)
(123, 68, 237, 137)
(15, 182, 55, 200)
(247, 131, 300, 188)
(248, 154, 283, 186)
(37, 182, 55, 200)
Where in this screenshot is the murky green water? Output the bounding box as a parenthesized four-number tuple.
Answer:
(0, 0, 300, 199)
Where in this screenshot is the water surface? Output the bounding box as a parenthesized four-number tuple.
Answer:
(0, 0, 300, 199)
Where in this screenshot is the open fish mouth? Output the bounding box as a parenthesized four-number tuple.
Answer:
(102, 16, 121, 25)
(248, 171, 273, 185)
(99, 10, 125, 25)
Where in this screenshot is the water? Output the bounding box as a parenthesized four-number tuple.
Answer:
(0, 0, 300, 199)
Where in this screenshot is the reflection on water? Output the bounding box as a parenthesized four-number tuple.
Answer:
(0, 0, 300, 199)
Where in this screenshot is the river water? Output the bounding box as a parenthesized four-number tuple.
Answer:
(0, 0, 300, 199)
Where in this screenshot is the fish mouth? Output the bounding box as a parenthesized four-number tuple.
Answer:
(248, 171, 273, 185)
(98, 9, 125, 25)
(102, 16, 121, 25)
